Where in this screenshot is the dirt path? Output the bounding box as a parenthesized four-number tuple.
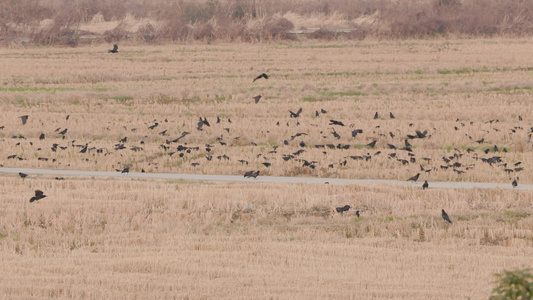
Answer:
(0, 167, 529, 190)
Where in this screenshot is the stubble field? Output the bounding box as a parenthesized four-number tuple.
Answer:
(1, 39, 533, 299)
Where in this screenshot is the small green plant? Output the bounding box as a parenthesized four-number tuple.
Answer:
(489, 268, 533, 300)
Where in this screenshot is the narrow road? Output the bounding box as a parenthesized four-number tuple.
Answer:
(0, 167, 529, 190)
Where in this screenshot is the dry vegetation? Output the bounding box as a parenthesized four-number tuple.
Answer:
(2, 0, 533, 46)
(0, 176, 532, 299)
(0, 40, 532, 183)
(1, 37, 533, 298)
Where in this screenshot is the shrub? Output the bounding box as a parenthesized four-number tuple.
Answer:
(490, 268, 533, 300)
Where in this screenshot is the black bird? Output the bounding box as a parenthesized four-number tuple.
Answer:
(20, 115, 29, 125)
(352, 129, 363, 138)
(253, 95, 262, 103)
(329, 120, 345, 126)
(373, 112, 379, 119)
(407, 173, 420, 182)
(55, 177, 64, 180)
(250, 170, 260, 178)
(355, 210, 360, 218)
(58, 128, 68, 135)
(441, 209, 452, 224)
(148, 122, 159, 130)
(30, 190, 46, 203)
(108, 44, 118, 53)
(244, 170, 254, 177)
(336, 205, 351, 214)
(422, 180, 429, 189)
(19, 172, 28, 179)
(120, 167, 130, 174)
(390, 112, 395, 119)
(252, 73, 269, 82)
(512, 179, 518, 188)
(39, 133, 45, 140)
(289, 108, 303, 118)
(366, 140, 376, 148)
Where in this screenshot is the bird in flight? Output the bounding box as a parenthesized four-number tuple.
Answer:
(329, 120, 345, 126)
(20, 115, 29, 125)
(252, 73, 268, 82)
(407, 173, 420, 182)
(441, 209, 452, 223)
(422, 180, 429, 189)
(289, 108, 303, 118)
(336, 205, 351, 214)
(253, 95, 262, 104)
(30, 190, 47, 203)
(108, 44, 118, 53)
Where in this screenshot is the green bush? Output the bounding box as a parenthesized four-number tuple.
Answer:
(490, 268, 533, 300)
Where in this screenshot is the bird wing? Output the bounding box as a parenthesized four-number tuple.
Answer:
(35, 190, 43, 197)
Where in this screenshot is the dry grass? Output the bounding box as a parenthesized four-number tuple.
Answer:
(0, 175, 532, 299)
(1, 39, 532, 183)
(1, 39, 533, 298)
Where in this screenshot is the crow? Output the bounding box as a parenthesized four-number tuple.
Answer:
(366, 140, 376, 148)
(148, 122, 159, 130)
(336, 205, 351, 214)
(355, 210, 360, 218)
(441, 209, 452, 224)
(108, 44, 118, 53)
(30, 190, 46, 203)
(39, 133, 45, 140)
(252, 73, 269, 82)
(422, 180, 429, 189)
(390, 112, 395, 119)
(253, 95, 262, 103)
(512, 179, 518, 188)
(250, 170, 260, 178)
(329, 120, 345, 126)
(244, 170, 254, 178)
(20, 115, 29, 125)
(58, 128, 68, 135)
(119, 167, 129, 174)
(407, 173, 420, 182)
(373, 112, 379, 119)
(289, 108, 303, 118)
(19, 172, 28, 179)
(352, 129, 363, 138)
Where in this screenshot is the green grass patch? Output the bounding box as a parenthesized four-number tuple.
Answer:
(108, 96, 133, 102)
(0, 87, 75, 92)
(455, 68, 470, 74)
(437, 69, 451, 74)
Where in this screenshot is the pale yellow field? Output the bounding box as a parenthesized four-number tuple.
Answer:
(1, 39, 533, 299)
(0, 176, 532, 299)
(0, 39, 532, 183)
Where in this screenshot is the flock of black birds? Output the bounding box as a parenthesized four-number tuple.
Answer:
(6, 48, 526, 225)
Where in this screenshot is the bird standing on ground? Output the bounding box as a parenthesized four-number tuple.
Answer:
(20, 115, 29, 125)
(355, 210, 360, 218)
(422, 180, 429, 189)
(252, 73, 268, 82)
(336, 205, 351, 214)
(512, 179, 518, 188)
(30, 190, 46, 202)
(108, 44, 118, 53)
(253, 95, 262, 103)
(19, 172, 28, 179)
(408, 173, 420, 182)
(441, 209, 452, 223)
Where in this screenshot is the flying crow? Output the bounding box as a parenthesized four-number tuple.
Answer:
(252, 73, 269, 82)
(30, 190, 46, 202)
